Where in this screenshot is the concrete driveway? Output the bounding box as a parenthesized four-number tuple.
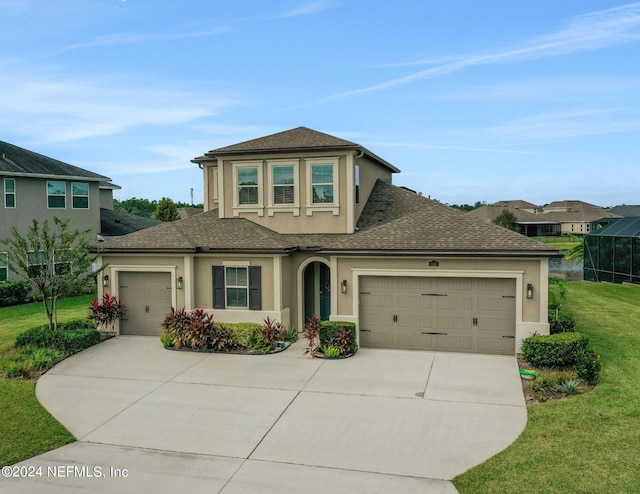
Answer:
(2, 337, 526, 493)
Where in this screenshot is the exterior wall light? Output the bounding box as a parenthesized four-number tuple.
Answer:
(102, 275, 109, 288)
(527, 283, 534, 299)
(177, 276, 184, 289)
(429, 260, 439, 267)
(341, 279, 348, 294)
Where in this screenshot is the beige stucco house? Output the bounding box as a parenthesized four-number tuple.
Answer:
(99, 127, 562, 355)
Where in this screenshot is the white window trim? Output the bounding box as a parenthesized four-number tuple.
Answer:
(305, 157, 340, 216)
(0, 252, 8, 281)
(71, 182, 90, 210)
(267, 159, 300, 216)
(4, 178, 16, 209)
(231, 160, 264, 217)
(224, 265, 249, 309)
(47, 180, 67, 209)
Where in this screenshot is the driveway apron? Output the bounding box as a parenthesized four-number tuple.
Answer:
(1, 337, 526, 494)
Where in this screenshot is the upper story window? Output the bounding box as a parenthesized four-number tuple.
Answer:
(4, 178, 15, 208)
(0, 252, 7, 282)
(72, 182, 89, 209)
(238, 167, 259, 205)
(305, 157, 340, 216)
(311, 164, 334, 204)
(47, 181, 66, 209)
(273, 166, 294, 204)
(232, 161, 264, 216)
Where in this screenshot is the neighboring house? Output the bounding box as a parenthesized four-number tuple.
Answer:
(0, 140, 115, 282)
(584, 216, 640, 285)
(609, 205, 640, 218)
(99, 127, 561, 355)
(468, 199, 620, 236)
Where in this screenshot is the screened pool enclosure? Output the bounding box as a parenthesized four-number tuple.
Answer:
(584, 217, 640, 284)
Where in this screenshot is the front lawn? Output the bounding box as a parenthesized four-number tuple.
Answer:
(455, 281, 640, 493)
(0, 294, 95, 466)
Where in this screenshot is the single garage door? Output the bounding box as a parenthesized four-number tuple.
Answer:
(118, 272, 172, 336)
(359, 276, 516, 355)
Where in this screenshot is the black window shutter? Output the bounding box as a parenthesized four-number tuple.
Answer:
(249, 266, 262, 310)
(212, 266, 225, 309)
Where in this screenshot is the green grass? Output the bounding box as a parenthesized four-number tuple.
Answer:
(455, 282, 640, 494)
(0, 294, 95, 353)
(0, 294, 95, 466)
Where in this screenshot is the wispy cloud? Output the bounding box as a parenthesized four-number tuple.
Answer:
(270, 1, 336, 19)
(321, 2, 640, 101)
(0, 71, 239, 142)
(62, 28, 229, 51)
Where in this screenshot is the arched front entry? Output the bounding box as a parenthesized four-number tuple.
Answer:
(303, 261, 331, 323)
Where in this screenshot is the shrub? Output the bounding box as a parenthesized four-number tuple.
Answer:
(184, 309, 216, 349)
(303, 314, 321, 357)
(559, 379, 581, 395)
(320, 345, 340, 358)
(160, 332, 173, 348)
(89, 293, 125, 333)
(0, 346, 63, 379)
(222, 322, 261, 347)
(549, 312, 576, 334)
(521, 332, 589, 368)
(0, 280, 32, 307)
(260, 317, 284, 351)
(15, 320, 101, 355)
(283, 327, 298, 343)
(250, 335, 273, 354)
(210, 324, 238, 351)
(576, 350, 602, 385)
(319, 321, 357, 356)
(161, 307, 192, 349)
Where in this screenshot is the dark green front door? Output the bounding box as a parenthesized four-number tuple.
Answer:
(303, 261, 331, 322)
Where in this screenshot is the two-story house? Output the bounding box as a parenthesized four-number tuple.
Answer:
(0, 140, 120, 282)
(99, 127, 561, 355)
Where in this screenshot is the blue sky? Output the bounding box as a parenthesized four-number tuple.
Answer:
(1, 1, 639, 207)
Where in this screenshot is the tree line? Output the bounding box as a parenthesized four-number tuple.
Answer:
(114, 197, 203, 222)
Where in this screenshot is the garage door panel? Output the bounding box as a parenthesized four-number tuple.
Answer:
(119, 272, 172, 336)
(359, 276, 516, 355)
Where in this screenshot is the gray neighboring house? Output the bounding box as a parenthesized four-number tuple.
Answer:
(0, 140, 156, 282)
(100, 127, 563, 355)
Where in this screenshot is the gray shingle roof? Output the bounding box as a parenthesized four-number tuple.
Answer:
(103, 180, 560, 257)
(0, 140, 110, 181)
(100, 208, 163, 237)
(193, 127, 400, 173)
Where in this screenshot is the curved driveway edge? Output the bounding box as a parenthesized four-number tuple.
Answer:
(2, 337, 526, 493)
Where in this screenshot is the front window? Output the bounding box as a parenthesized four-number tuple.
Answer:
(225, 266, 248, 308)
(47, 181, 66, 208)
(0, 253, 7, 281)
(311, 164, 333, 204)
(27, 251, 47, 278)
(237, 167, 259, 205)
(4, 179, 15, 208)
(72, 182, 89, 209)
(273, 165, 294, 205)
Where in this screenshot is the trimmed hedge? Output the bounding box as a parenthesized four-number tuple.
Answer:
(319, 321, 357, 353)
(15, 319, 102, 355)
(0, 280, 33, 307)
(548, 311, 577, 334)
(219, 322, 262, 348)
(522, 332, 589, 368)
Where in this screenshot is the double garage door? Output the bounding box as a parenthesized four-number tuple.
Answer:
(359, 276, 516, 355)
(118, 272, 172, 336)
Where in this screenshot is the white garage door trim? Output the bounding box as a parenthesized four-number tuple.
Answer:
(352, 269, 525, 351)
(101, 265, 178, 335)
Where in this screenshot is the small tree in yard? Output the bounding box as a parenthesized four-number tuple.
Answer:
(1, 217, 103, 330)
(493, 209, 519, 231)
(152, 197, 179, 222)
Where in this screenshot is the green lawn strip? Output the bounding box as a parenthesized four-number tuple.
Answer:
(0, 380, 74, 466)
(0, 294, 96, 466)
(454, 282, 640, 494)
(0, 294, 95, 353)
